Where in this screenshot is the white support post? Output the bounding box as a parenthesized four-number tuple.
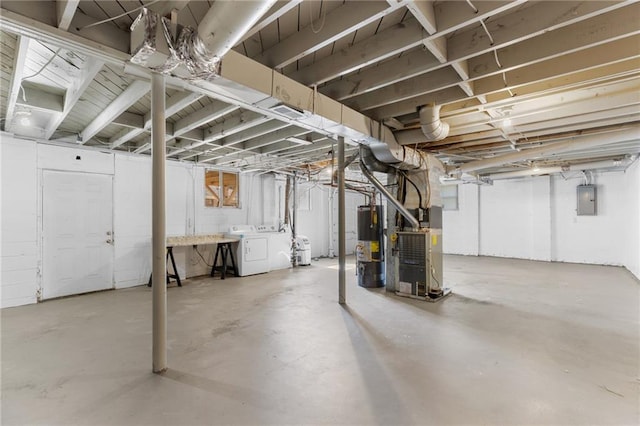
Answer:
(151, 72, 167, 374)
(338, 136, 346, 304)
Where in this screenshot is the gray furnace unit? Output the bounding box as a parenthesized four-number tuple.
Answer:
(396, 230, 448, 300)
(356, 205, 385, 288)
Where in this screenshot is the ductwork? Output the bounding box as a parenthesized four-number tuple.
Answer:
(198, 1, 276, 59)
(486, 155, 638, 180)
(129, 8, 431, 172)
(360, 146, 421, 230)
(419, 103, 449, 141)
(131, 1, 275, 80)
(446, 126, 640, 175)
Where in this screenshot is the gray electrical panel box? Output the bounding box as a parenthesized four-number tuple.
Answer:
(577, 185, 597, 215)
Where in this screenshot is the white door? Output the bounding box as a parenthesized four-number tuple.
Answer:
(42, 171, 114, 299)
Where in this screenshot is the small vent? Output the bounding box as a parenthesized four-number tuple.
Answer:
(270, 104, 306, 119)
(398, 233, 426, 265)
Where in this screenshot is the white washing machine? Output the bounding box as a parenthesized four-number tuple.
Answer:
(226, 225, 270, 276)
(257, 224, 292, 271)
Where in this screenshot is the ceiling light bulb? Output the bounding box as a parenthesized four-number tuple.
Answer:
(502, 118, 512, 128)
(20, 116, 31, 126)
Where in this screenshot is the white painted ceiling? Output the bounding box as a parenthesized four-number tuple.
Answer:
(1, 0, 639, 177)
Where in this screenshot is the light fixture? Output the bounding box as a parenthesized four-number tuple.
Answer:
(532, 162, 540, 172)
(502, 117, 512, 128)
(15, 109, 31, 126)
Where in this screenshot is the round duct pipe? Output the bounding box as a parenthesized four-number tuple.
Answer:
(419, 103, 449, 141)
(198, 0, 276, 59)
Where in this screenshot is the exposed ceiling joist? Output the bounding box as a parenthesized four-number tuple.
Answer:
(174, 111, 271, 159)
(45, 57, 103, 139)
(110, 91, 203, 149)
(56, 0, 79, 31)
(254, 1, 403, 69)
(4, 35, 30, 132)
(288, 19, 425, 86)
(239, 0, 303, 43)
(79, 80, 149, 144)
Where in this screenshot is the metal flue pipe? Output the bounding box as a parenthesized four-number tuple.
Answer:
(360, 146, 420, 230)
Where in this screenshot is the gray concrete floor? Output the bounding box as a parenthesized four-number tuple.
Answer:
(2, 255, 639, 425)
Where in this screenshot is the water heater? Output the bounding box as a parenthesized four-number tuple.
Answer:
(356, 205, 385, 288)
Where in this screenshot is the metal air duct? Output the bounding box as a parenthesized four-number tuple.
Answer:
(419, 103, 449, 141)
(360, 146, 420, 230)
(198, 0, 276, 59)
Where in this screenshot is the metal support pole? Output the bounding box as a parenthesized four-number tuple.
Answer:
(338, 136, 346, 304)
(151, 72, 167, 374)
(292, 171, 298, 267)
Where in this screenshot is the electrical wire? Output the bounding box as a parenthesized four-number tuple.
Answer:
(465, 0, 479, 13)
(78, 0, 162, 30)
(21, 47, 63, 98)
(401, 171, 424, 210)
(480, 19, 494, 45)
(310, 0, 327, 34)
(194, 246, 213, 267)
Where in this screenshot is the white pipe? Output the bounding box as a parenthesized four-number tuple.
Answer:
(419, 104, 449, 141)
(151, 72, 167, 374)
(338, 136, 346, 305)
(447, 126, 640, 175)
(198, 0, 276, 59)
(487, 155, 638, 180)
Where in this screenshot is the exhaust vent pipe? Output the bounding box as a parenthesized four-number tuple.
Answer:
(360, 146, 420, 230)
(419, 104, 449, 141)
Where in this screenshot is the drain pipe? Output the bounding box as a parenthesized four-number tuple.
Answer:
(360, 146, 420, 230)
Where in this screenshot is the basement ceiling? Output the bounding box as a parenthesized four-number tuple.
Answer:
(0, 0, 639, 177)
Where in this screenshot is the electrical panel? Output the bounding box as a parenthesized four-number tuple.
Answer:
(577, 185, 597, 216)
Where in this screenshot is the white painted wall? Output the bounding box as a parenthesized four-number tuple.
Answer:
(1, 137, 364, 307)
(443, 161, 640, 280)
(1, 138, 38, 308)
(296, 183, 366, 258)
(442, 184, 479, 256)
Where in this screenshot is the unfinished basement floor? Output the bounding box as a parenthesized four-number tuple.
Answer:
(2, 255, 639, 425)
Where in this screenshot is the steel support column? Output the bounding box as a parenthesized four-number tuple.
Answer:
(338, 136, 346, 304)
(151, 72, 167, 373)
